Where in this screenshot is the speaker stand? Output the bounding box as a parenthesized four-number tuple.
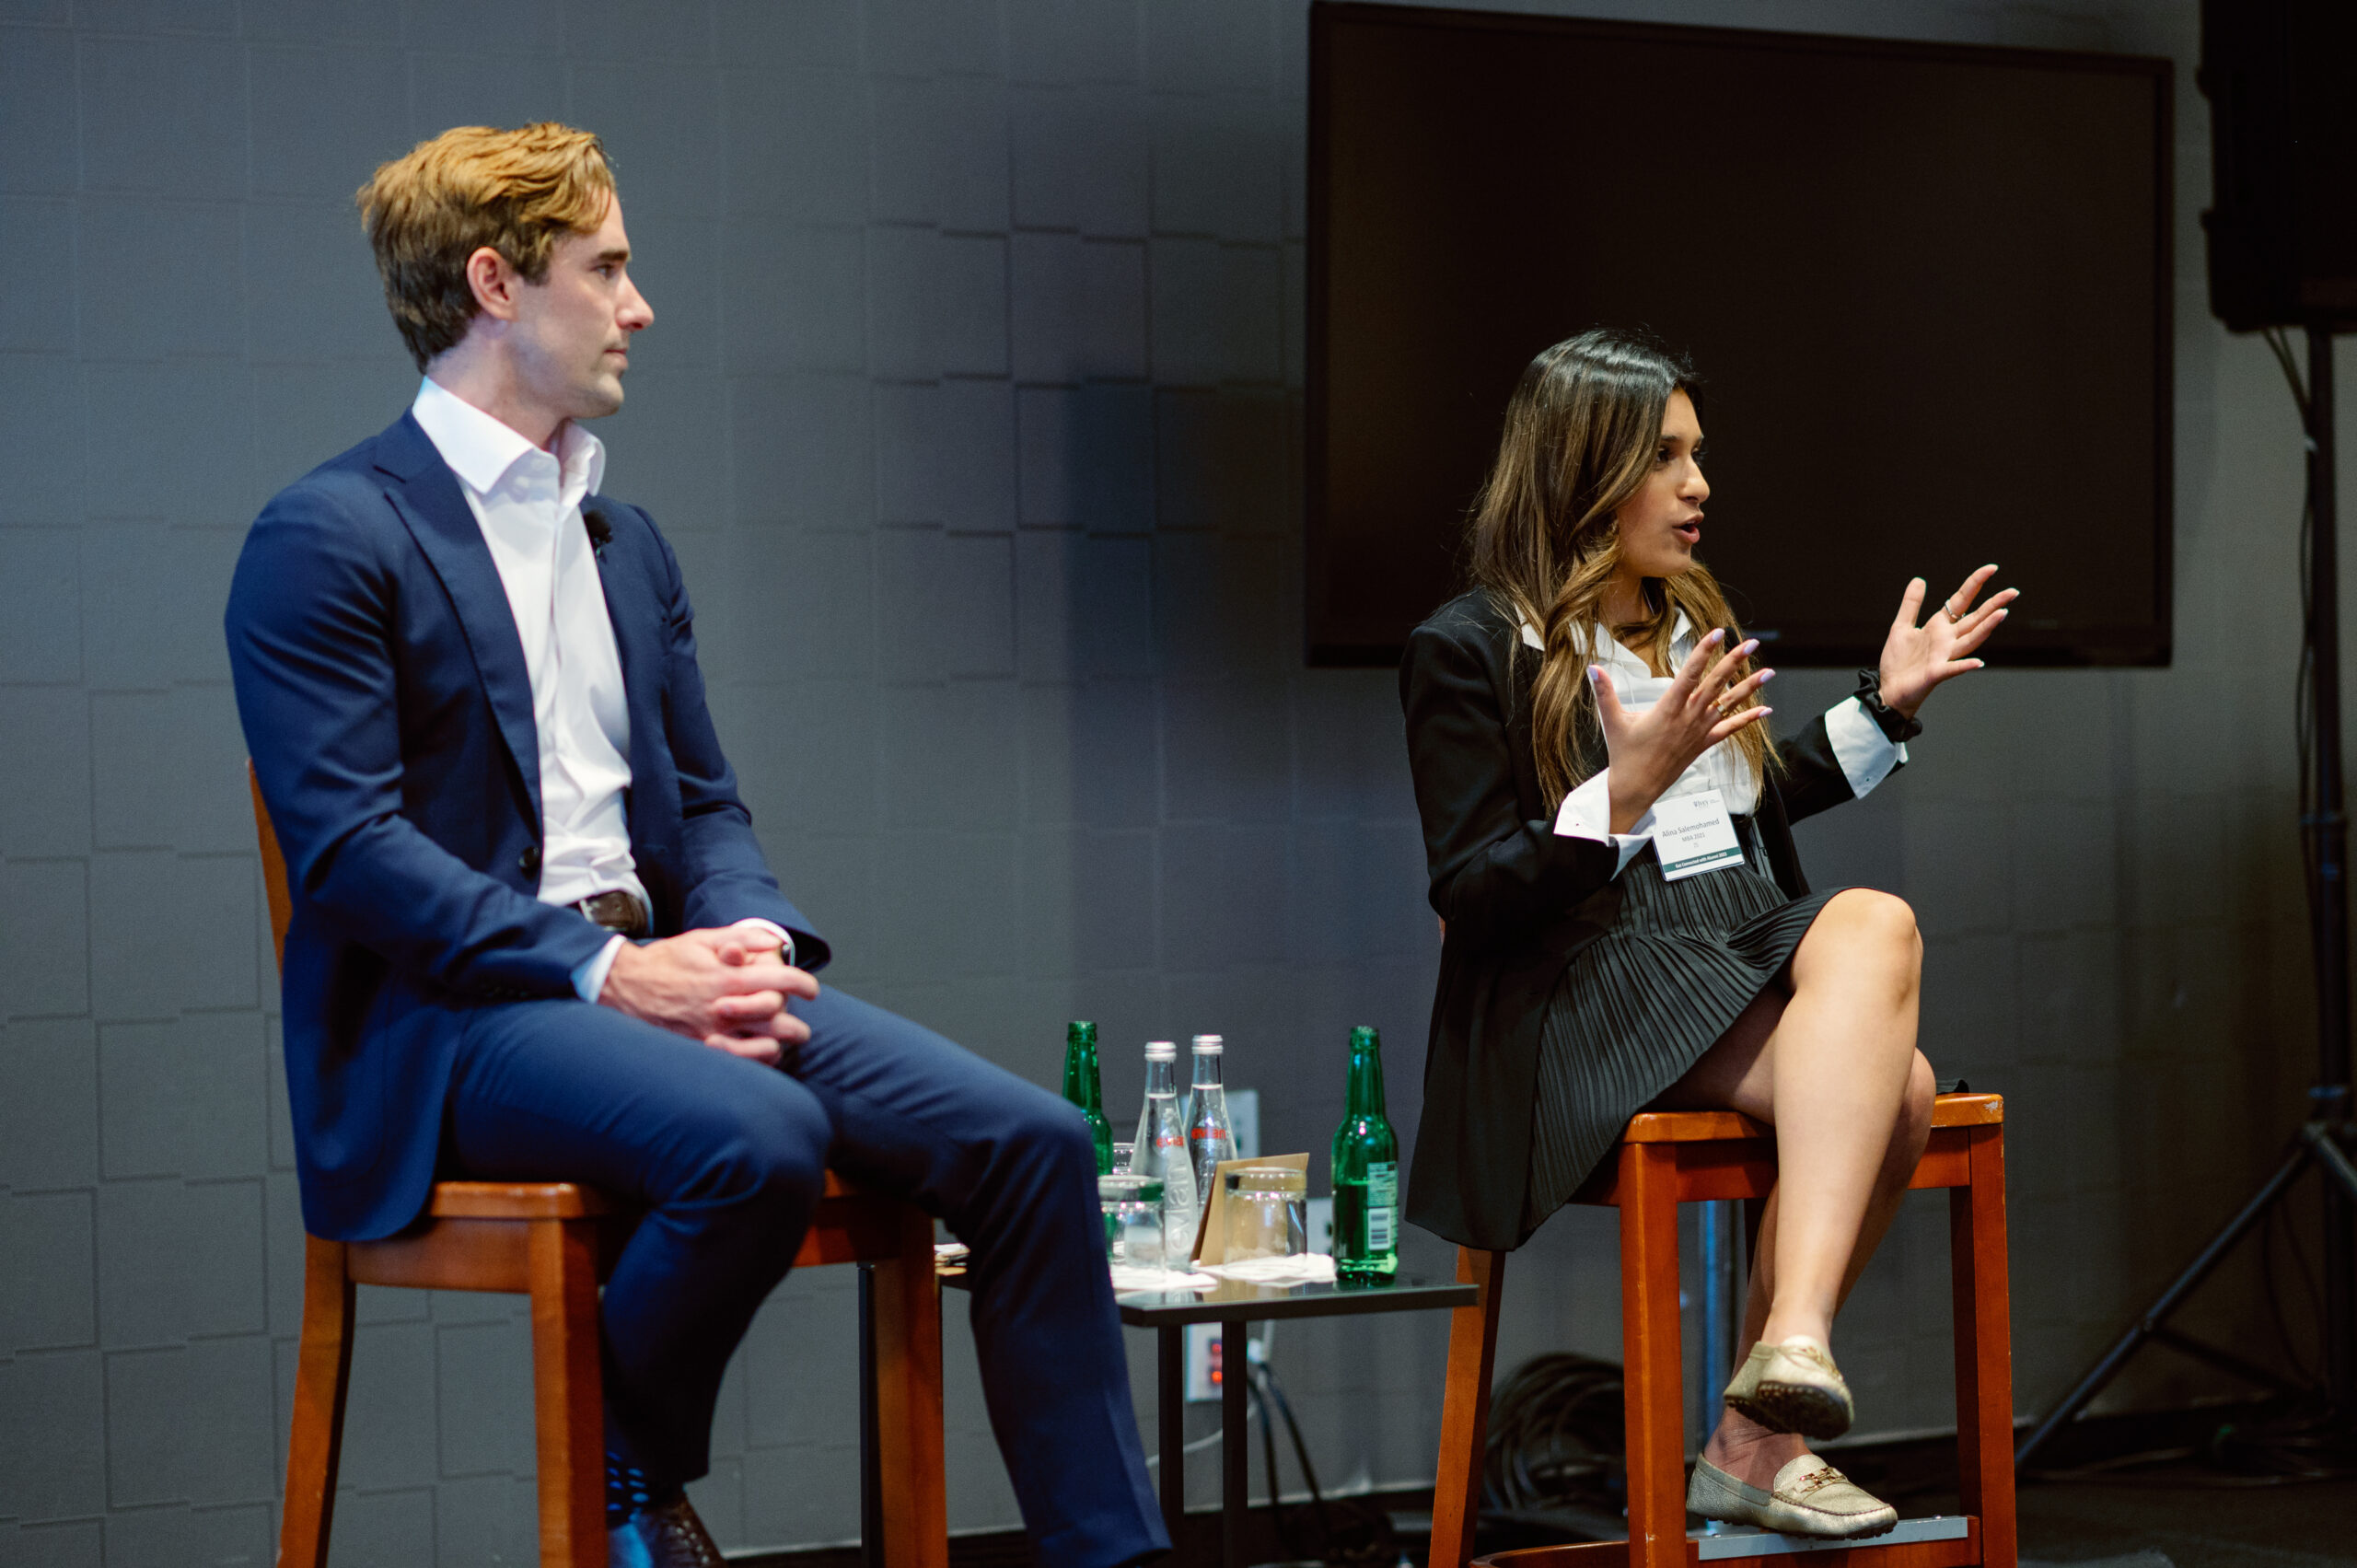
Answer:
(2015, 323, 2357, 1467)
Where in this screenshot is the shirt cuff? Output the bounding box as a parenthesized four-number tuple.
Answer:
(1826, 696, 1908, 798)
(730, 918, 795, 967)
(1552, 769, 1654, 877)
(574, 934, 626, 1004)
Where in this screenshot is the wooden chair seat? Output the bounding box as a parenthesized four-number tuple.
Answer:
(425, 1180, 618, 1218)
(253, 765, 947, 1568)
(1577, 1092, 2004, 1202)
(331, 1171, 921, 1294)
(1430, 1093, 2014, 1568)
(420, 1168, 882, 1219)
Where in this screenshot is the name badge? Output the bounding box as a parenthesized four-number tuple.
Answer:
(1653, 788, 1746, 881)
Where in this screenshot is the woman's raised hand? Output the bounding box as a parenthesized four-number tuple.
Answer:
(1877, 565, 2017, 716)
(1594, 629, 1774, 834)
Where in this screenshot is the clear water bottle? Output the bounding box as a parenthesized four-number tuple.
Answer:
(1129, 1041, 1162, 1164)
(1132, 1041, 1198, 1258)
(1186, 1034, 1236, 1207)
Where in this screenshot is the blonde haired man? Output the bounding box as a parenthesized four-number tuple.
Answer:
(227, 124, 1164, 1568)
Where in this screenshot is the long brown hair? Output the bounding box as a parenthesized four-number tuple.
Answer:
(1467, 329, 1773, 807)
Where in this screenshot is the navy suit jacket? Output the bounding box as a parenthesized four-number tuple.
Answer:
(226, 412, 829, 1241)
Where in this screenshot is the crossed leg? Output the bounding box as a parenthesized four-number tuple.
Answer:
(445, 987, 1167, 1568)
(1649, 888, 1937, 1487)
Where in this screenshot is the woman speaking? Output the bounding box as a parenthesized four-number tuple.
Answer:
(1399, 329, 2013, 1538)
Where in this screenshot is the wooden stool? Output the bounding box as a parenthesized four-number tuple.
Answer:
(251, 768, 948, 1568)
(1429, 1093, 2014, 1568)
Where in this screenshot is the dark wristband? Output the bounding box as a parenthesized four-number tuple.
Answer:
(1853, 668, 1923, 744)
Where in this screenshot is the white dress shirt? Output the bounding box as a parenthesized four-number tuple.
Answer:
(1524, 612, 1907, 876)
(410, 377, 789, 1000)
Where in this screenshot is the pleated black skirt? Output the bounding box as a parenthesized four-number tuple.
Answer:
(1523, 819, 1842, 1229)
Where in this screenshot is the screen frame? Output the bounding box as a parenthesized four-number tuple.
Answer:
(1304, 1, 2176, 669)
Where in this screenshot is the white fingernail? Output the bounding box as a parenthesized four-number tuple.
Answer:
(1759, 668, 1776, 683)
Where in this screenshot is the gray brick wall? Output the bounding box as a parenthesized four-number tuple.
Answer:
(0, 0, 2334, 1561)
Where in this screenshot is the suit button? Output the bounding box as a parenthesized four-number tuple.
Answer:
(518, 845, 541, 878)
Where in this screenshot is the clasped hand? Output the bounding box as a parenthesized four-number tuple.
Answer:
(598, 928, 818, 1064)
(1596, 629, 1773, 833)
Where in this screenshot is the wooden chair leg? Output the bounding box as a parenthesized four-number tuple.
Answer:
(529, 1216, 609, 1568)
(1952, 1123, 2017, 1568)
(279, 1236, 355, 1568)
(871, 1202, 948, 1568)
(1429, 1247, 1506, 1568)
(1620, 1144, 1688, 1568)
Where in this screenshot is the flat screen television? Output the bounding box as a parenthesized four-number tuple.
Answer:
(1306, 4, 2173, 667)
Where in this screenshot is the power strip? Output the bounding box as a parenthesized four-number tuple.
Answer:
(1183, 1320, 1276, 1402)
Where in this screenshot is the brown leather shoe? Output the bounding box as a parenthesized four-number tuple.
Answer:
(609, 1494, 726, 1568)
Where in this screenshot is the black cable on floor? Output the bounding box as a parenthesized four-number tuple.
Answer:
(1244, 1366, 1301, 1559)
(1481, 1353, 1627, 1513)
(1244, 1355, 1399, 1568)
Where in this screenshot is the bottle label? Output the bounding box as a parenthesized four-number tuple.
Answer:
(1364, 1161, 1398, 1251)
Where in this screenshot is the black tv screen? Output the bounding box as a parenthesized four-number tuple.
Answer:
(1306, 4, 2172, 667)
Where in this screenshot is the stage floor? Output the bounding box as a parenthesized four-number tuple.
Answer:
(2012, 1469, 2357, 1568)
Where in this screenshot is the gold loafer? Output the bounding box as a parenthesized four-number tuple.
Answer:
(1687, 1454, 1898, 1539)
(1719, 1342, 1779, 1428)
(1724, 1335, 1853, 1441)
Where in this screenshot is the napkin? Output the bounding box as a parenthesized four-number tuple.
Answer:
(1109, 1263, 1217, 1291)
(1199, 1252, 1337, 1285)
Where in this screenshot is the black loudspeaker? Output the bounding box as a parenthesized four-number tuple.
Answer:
(2200, 0, 2357, 331)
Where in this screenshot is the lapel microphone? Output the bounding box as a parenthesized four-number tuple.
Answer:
(584, 505, 611, 558)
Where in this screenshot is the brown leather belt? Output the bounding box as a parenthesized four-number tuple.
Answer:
(573, 889, 649, 938)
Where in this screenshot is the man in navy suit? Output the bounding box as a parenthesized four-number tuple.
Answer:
(226, 123, 1164, 1568)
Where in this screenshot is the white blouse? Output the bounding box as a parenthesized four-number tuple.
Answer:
(1520, 613, 1907, 876)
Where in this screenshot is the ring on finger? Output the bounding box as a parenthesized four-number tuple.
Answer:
(1942, 600, 1962, 622)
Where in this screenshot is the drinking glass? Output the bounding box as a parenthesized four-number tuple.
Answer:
(1223, 1167, 1307, 1262)
(1097, 1173, 1166, 1270)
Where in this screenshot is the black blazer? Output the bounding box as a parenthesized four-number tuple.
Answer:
(1398, 590, 1883, 1250)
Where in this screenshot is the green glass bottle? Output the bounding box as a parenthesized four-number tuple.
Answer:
(1062, 1021, 1115, 1176)
(1330, 1025, 1399, 1281)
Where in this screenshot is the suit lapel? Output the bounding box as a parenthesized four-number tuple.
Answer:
(582, 496, 668, 850)
(373, 413, 543, 823)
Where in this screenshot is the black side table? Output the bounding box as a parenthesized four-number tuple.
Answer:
(1114, 1276, 1478, 1568)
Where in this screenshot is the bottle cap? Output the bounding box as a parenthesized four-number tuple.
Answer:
(1190, 1034, 1223, 1053)
(1349, 1025, 1380, 1049)
(1067, 1020, 1097, 1043)
(1144, 1040, 1177, 1059)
